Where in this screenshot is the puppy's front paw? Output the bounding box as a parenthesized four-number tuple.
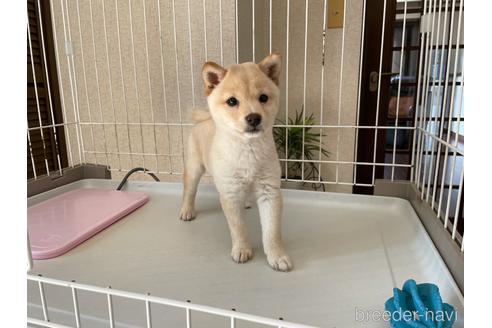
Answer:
(267, 252, 293, 272)
(179, 205, 196, 221)
(231, 244, 253, 263)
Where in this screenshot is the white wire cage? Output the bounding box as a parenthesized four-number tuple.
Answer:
(27, 0, 464, 327)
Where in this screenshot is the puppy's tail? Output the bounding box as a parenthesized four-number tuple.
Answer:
(191, 108, 212, 124)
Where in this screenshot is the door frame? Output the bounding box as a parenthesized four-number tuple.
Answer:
(353, 0, 397, 194)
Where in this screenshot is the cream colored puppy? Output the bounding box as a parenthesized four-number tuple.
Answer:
(179, 53, 292, 272)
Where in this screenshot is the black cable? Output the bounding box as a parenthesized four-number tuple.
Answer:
(116, 167, 160, 191)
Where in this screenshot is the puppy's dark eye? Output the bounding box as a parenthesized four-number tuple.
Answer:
(226, 97, 238, 107)
(259, 94, 268, 103)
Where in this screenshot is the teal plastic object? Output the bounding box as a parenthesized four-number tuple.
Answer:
(385, 279, 456, 328)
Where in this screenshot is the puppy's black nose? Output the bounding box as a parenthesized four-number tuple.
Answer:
(245, 113, 262, 127)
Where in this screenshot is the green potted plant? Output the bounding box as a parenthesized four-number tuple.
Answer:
(273, 108, 330, 191)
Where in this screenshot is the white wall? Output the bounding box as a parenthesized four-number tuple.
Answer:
(51, 0, 364, 191)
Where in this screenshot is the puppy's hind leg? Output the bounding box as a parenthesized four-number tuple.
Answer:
(244, 199, 253, 209)
(179, 140, 204, 221)
(244, 186, 254, 209)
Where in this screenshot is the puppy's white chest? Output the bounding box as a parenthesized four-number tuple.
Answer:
(212, 142, 268, 182)
(230, 148, 263, 179)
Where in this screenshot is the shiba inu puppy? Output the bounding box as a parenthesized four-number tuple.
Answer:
(179, 53, 292, 272)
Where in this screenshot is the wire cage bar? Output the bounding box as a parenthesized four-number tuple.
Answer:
(27, 0, 464, 326)
(27, 0, 465, 264)
(27, 275, 315, 328)
(411, 0, 464, 251)
(27, 0, 413, 186)
(28, 1, 465, 187)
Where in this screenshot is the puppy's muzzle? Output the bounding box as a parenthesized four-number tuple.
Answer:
(245, 113, 262, 128)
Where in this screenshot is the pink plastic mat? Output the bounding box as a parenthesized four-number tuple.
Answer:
(28, 188, 149, 260)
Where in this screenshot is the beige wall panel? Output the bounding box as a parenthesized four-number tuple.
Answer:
(51, 0, 363, 192)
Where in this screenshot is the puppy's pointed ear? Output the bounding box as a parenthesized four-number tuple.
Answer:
(258, 53, 282, 85)
(202, 62, 227, 96)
